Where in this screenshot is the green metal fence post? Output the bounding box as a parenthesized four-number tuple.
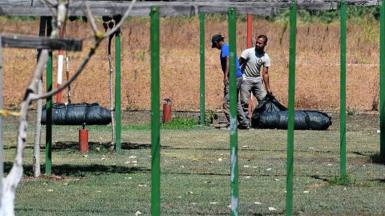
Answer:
(286, 0, 297, 215)
(150, 6, 161, 216)
(45, 17, 53, 176)
(228, 8, 239, 216)
(45, 51, 53, 176)
(115, 30, 122, 153)
(340, 0, 347, 177)
(380, 0, 385, 158)
(199, 12, 206, 125)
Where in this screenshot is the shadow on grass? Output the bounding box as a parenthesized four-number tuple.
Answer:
(369, 153, 385, 165)
(53, 141, 152, 151)
(5, 141, 152, 151)
(373, 178, 385, 183)
(310, 175, 329, 182)
(15, 208, 241, 216)
(311, 174, 352, 185)
(352, 151, 368, 156)
(4, 162, 150, 177)
(162, 171, 337, 178)
(15, 208, 134, 214)
(313, 174, 385, 186)
(16, 208, 284, 216)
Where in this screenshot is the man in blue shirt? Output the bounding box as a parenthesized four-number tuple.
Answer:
(211, 34, 249, 129)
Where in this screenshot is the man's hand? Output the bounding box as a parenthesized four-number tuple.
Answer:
(267, 89, 273, 96)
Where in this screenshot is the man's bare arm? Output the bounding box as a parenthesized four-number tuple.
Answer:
(224, 57, 229, 84)
(239, 57, 247, 71)
(262, 67, 272, 95)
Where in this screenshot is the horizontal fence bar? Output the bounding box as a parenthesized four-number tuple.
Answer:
(0, 0, 382, 17)
(1, 35, 82, 51)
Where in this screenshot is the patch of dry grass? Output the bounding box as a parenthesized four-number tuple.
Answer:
(0, 17, 380, 111)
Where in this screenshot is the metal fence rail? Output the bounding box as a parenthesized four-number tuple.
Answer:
(0, 0, 382, 16)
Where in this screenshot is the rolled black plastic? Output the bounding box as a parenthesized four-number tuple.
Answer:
(251, 95, 332, 130)
(41, 103, 111, 125)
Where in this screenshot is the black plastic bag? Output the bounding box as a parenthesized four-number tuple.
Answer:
(251, 95, 332, 130)
(41, 103, 111, 125)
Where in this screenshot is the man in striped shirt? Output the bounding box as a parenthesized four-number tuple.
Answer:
(239, 35, 272, 118)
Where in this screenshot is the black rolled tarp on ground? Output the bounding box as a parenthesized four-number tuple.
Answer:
(251, 95, 332, 130)
(41, 103, 111, 125)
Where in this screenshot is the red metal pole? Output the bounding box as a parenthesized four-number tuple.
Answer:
(162, 98, 172, 123)
(79, 125, 89, 153)
(246, 14, 255, 119)
(246, 14, 253, 48)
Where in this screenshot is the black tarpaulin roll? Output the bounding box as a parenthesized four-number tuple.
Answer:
(251, 95, 332, 130)
(41, 103, 111, 125)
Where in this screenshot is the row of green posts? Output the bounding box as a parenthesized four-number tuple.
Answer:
(157, 0, 385, 214)
(150, 0, 385, 215)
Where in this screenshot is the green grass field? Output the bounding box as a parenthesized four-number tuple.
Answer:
(2, 111, 385, 215)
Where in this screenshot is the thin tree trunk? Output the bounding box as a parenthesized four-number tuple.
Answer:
(0, 1, 136, 214)
(1, 50, 49, 216)
(108, 35, 115, 149)
(33, 79, 42, 177)
(109, 54, 115, 148)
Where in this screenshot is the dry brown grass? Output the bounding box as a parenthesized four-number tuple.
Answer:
(0, 17, 380, 111)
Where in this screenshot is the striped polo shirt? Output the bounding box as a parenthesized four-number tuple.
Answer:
(240, 47, 270, 77)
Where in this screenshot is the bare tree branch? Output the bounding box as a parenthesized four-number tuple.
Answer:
(31, 0, 137, 101)
(85, 2, 99, 35)
(56, 1, 68, 31)
(1, 0, 140, 210)
(1, 1, 66, 214)
(0, 50, 49, 215)
(33, 78, 43, 178)
(31, 41, 100, 101)
(104, 0, 137, 38)
(1, 0, 138, 213)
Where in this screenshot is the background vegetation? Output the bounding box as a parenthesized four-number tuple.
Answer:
(1, 7, 385, 215)
(0, 6, 382, 111)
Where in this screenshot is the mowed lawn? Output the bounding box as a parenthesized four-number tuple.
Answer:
(2, 112, 384, 215)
